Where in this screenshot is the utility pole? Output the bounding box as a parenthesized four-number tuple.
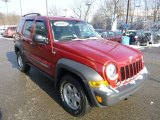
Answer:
(2, 0, 9, 17)
(125, 0, 130, 33)
(19, 0, 22, 16)
(63, 9, 68, 16)
(46, 0, 48, 16)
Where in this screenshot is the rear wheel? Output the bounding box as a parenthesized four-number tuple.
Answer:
(59, 75, 91, 117)
(17, 51, 30, 72)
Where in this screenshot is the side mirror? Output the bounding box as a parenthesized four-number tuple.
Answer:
(33, 34, 49, 44)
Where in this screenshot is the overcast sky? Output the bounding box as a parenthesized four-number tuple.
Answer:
(0, 0, 75, 16)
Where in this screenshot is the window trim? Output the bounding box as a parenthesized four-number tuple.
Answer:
(33, 20, 49, 44)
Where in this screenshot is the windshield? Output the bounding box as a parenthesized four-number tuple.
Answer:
(50, 20, 99, 41)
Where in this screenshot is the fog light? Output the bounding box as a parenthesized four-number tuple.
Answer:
(96, 96, 103, 103)
(89, 81, 109, 87)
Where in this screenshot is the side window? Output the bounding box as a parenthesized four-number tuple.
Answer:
(34, 21, 48, 38)
(101, 32, 107, 37)
(23, 20, 34, 38)
(17, 19, 25, 33)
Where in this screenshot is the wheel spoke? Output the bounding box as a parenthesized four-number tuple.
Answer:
(72, 87, 78, 94)
(73, 100, 79, 108)
(67, 85, 73, 92)
(63, 83, 81, 110)
(74, 94, 81, 103)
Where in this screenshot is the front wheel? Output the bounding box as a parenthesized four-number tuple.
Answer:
(17, 51, 30, 72)
(59, 75, 91, 117)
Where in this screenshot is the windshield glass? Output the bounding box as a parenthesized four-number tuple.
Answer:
(50, 20, 99, 41)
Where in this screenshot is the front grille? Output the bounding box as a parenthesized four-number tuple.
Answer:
(120, 60, 143, 81)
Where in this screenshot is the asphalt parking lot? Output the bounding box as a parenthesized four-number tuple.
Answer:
(0, 36, 160, 120)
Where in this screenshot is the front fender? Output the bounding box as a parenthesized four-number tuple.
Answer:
(56, 58, 103, 82)
(55, 58, 104, 106)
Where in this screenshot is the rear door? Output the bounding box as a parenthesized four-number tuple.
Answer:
(22, 20, 34, 61)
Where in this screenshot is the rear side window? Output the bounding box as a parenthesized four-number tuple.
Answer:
(23, 20, 34, 38)
(17, 19, 25, 33)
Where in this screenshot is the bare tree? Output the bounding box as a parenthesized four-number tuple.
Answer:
(153, 0, 160, 22)
(71, 0, 95, 21)
(100, 0, 126, 29)
(0, 12, 5, 27)
(49, 6, 59, 16)
(91, 10, 109, 29)
(71, 1, 83, 19)
(0, 12, 20, 26)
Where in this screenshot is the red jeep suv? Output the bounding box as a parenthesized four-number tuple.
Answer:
(14, 13, 148, 117)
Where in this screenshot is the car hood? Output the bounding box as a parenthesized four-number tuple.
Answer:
(58, 39, 142, 65)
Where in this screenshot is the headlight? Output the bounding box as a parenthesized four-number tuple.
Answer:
(141, 55, 144, 62)
(106, 63, 118, 80)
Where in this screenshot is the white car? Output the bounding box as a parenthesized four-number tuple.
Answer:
(0, 28, 6, 35)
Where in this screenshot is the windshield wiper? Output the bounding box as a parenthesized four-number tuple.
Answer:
(60, 36, 78, 40)
(83, 36, 100, 39)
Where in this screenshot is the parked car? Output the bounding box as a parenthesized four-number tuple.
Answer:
(114, 30, 123, 36)
(144, 31, 160, 44)
(3, 26, 16, 37)
(101, 30, 122, 43)
(127, 30, 149, 46)
(14, 13, 148, 117)
(95, 29, 106, 35)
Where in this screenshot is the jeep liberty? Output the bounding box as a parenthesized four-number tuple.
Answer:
(14, 13, 148, 117)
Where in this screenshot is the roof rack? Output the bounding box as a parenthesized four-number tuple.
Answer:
(23, 13, 41, 17)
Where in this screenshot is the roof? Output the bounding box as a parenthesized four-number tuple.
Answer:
(21, 14, 82, 22)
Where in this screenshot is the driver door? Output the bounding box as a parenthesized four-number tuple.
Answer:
(29, 20, 53, 75)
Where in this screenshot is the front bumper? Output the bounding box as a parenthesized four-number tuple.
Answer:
(93, 66, 148, 107)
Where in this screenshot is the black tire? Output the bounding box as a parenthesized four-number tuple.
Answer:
(149, 40, 153, 44)
(59, 75, 91, 117)
(17, 51, 30, 72)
